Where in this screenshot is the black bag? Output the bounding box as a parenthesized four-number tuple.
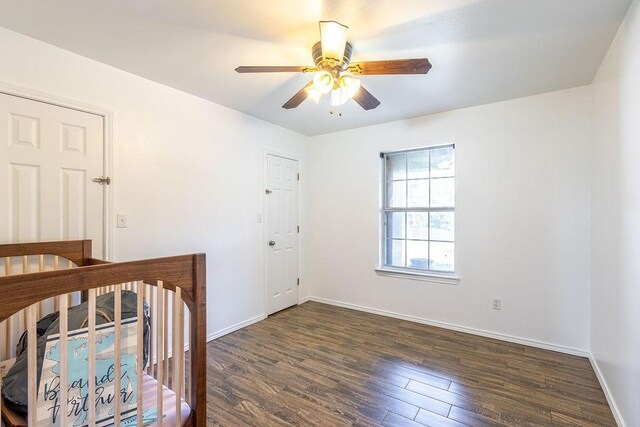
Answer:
(1, 290, 150, 415)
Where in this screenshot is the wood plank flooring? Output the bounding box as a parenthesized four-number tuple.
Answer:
(206, 302, 616, 426)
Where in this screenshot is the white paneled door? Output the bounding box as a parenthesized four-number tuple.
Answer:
(0, 93, 104, 256)
(266, 154, 298, 315)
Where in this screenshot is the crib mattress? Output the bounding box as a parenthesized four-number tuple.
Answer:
(1, 359, 191, 427)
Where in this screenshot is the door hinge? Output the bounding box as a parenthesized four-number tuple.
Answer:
(297, 225, 300, 233)
(265, 189, 272, 194)
(297, 173, 300, 181)
(92, 176, 111, 185)
(297, 278, 300, 286)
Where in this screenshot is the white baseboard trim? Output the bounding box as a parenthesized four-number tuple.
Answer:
(308, 296, 589, 357)
(298, 296, 311, 305)
(206, 314, 266, 342)
(589, 354, 625, 427)
(206, 299, 312, 342)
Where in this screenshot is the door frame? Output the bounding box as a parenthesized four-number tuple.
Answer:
(263, 148, 301, 316)
(0, 81, 114, 260)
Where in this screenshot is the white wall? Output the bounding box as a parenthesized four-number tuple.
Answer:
(0, 27, 310, 338)
(591, 0, 640, 424)
(307, 86, 593, 353)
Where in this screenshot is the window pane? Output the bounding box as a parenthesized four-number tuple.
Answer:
(430, 146, 454, 178)
(407, 240, 429, 270)
(407, 212, 429, 240)
(386, 212, 405, 239)
(387, 181, 406, 208)
(429, 212, 454, 241)
(386, 153, 406, 180)
(430, 178, 454, 207)
(386, 239, 405, 267)
(383, 146, 455, 274)
(407, 179, 429, 207)
(429, 241, 454, 272)
(407, 150, 429, 179)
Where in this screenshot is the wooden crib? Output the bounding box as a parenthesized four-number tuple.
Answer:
(0, 240, 206, 426)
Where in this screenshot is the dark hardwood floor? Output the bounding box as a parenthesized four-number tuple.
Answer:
(206, 302, 615, 426)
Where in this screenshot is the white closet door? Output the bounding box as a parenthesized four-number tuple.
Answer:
(266, 154, 299, 315)
(0, 93, 104, 257)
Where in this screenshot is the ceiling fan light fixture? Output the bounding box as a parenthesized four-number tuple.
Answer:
(313, 70, 335, 94)
(305, 86, 322, 103)
(339, 74, 361, 98)
(319, 21, 349, 63)
(330, 88, 349, 107)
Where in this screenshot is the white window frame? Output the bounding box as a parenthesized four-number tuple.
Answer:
(376, 144, 459, 285)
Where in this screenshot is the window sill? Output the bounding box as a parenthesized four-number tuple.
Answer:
(375, 267, 460, 285)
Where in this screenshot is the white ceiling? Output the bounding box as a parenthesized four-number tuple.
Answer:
(0, 0, 632, 136)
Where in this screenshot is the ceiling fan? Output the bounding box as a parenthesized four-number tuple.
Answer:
(235, 21, 432, 111)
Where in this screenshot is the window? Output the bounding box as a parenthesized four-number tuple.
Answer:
(381, 145, 455, 275)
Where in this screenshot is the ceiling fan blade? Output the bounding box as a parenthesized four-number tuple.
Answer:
(282, 82, 314, 109)
(352, 85, 381, 110)
(235, 66, 313, 73)
(348, 59, 432, 75)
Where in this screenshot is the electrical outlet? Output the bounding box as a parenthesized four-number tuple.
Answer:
(117, 214, 128, 228)
(492, 298, 502, 310)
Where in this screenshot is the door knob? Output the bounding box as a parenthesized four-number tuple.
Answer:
(268, 240, 276, 247)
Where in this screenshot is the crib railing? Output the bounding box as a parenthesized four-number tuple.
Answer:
(1, 254, 79, 361)
(0, 240, 206, 427)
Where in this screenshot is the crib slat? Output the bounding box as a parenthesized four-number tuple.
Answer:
(22, 256, 28, 328)
(0, 294, 6, 413)
(88, 289, 97, 427)
(26, 304, 37, 426)
(156, 280, 164, 427)
(136, 281, 144, 427)
(148, 284, 155, 377)
(59, 293, 69, 427)
(3, 258, 10, 360)
(163, 288, 169, 386)
(114, 283, 123, 426)
(5, 315, 13, 360)
(185, 313, 190, 405)
(0, 276, 8, 408)
(54, 255, 59, 270)
(38, 255, 45, 317)
(173, 287, 184, 426)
